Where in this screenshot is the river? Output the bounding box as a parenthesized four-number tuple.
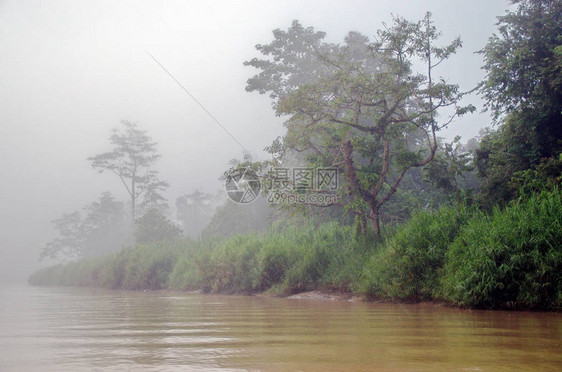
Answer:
(0, 285, 560, 371)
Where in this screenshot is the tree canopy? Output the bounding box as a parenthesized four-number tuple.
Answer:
(245, 15, 474, 237)
(475, 0, 562, 206)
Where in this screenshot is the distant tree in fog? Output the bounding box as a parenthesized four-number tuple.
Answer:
(39, 211, 85, 262)
(202, 197, 272, 239)
(135, 208, 182, 244)
(82, 192, 130, 258)
(88, 121, 168, 225)
(138, 181, 169, 216)
(176, 190, 222, 238)
(40, 192, 130, 261)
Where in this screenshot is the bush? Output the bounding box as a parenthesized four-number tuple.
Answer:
(168, 240, 209, 291)
(275, 222, 361, 294)
(118, 242, 183, 290)
(360, 205, 472, 301)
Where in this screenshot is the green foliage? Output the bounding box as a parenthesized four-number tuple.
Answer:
(511, 153, 562, 196)
(441, 188, 562, 309)
(171, 221, 366, 295)
(475, 113, 546, 207)
(360, 205, 473, 301)
(476, 0, 562, 206)
(479, 0, 562, 122)
(29, 4, 562, 313)
(271, 222, 364, 294)
(475, 119, 562, 208)
(423, 137, 477, 204)
(30, 257, 106, 287)
(116, 242, 183, 290)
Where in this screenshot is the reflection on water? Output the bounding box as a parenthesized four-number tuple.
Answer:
(0, 286, 560, 371)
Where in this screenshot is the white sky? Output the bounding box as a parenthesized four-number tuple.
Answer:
(0, 0, 509, 282)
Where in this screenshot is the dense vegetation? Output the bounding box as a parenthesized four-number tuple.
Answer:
(30, 187, 561, 310)
(31, 1, 561, 311)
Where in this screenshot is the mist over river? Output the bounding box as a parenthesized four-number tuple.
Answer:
(0, 285, 560, 371)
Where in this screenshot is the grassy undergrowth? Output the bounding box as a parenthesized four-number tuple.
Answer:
(30, 188, 562, 310)
(168, 222, 370, 295)
(441, 189, 562, 309)
(359, 205, 474, 301)
(30, 241, 186, 290)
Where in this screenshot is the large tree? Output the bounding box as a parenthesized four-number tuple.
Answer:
(475, 0, 562, 206)
(245, 15, 474, 237)
(479, 0, 562, 128)
(88, 121, 168, 224)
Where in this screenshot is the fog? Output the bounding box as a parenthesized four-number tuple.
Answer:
(0, 0, 508, 283)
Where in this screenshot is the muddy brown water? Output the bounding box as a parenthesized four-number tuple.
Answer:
(0, 286, 560, 371)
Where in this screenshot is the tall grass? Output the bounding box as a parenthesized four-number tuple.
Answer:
(31, 221, 369, 295)
(359, 205, 473, 301)
(169, 221, 368, 295)
(30, 240, 186, 290)
(441, 188, 562, 309)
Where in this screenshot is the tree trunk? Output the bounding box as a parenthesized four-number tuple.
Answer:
(354, 213, 367, 237)
(131, 178, 136, 226)
(370, 207, 381, 239)
(131, 195, 136, 226)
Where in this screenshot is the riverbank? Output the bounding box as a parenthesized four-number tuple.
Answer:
(286, 290, 362, 302)
(30, 188, 562, 310)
